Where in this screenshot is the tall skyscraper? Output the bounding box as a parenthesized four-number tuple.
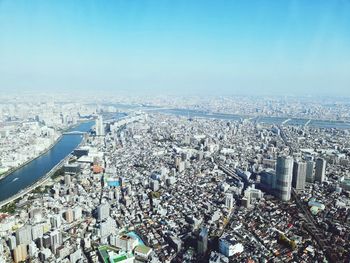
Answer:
(95, 115, 105, 136)
(16, 225, 32, 246)
(50, 230, 63, 248)
(31, 224, 44, 240)
(276, 156, 293, 201)
(315, 158, 326, 183)
(292, 161, 306, 190)
(97, 203, 110, 221)
(197, 227, 208, 256)
(225, 193, 234, 210)
(305, 161, 315, 183)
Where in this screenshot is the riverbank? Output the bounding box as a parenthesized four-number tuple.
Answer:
(0, 153, 69, 208)
(0, 120, 94, 202)
(153, 108, 350, 129)
(0, 134, 63, 181)
(61, 118, 94, 133)
(0, 122, 91, 207)
(0, 119, 93, 182)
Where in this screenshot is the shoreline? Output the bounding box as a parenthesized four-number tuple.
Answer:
(0, 119, 92, 182)
(0, 153, 70, 208)
(0, 123, 90, 208)
(148, 106, 350, 123)
(0, 134, 63, 181)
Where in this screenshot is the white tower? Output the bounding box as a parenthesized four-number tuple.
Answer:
(276, 156, 293, 201)
(95, 115, 105, 136)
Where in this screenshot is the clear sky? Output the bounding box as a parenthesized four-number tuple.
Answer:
(0, 0, 349, 97)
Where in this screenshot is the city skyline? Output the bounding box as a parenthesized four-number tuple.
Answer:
(1, 0, 350, 96)
(1, 2, 350, 262)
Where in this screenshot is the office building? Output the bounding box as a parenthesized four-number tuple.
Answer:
(65, 209, 74, 223)
(42, 235, 51, 249)
(64, 163, 81, 174)
(315, 158, 326, 183)
(50, 230, 63, 248)
(100, 217, 116, 238)
(111, 234, 138, 252)
(150, 179, 160, 192)
(73, 206, 82, 220)
(197, 227, 208, 255)
(70, 249, 83, 263)
(259, 169, 276, 190)
(50, 215, 62, 229)
(16, 225, 32, 246)
(276, 156, 293, 201)
(306, 161, 315, 183)
(8, 235, 17, 250)
(95, 115, 105, 136)
(97, 203, 110, 221)
(244, 185, 263, 207)
(64, 173, 71, 186)
(225, 193, 234, 210)
(13, 244, 28, 263)
(31, 224, 44, 240)
(292, 161, 307, 190)
(219, 235, 244, 257)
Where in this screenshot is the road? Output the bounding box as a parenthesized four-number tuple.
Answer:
(279, 126, 334, 261)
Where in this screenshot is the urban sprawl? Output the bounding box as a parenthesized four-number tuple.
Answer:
(1, 97, 350, 263)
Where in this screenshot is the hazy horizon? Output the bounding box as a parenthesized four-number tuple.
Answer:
(1, 0, 349, 97)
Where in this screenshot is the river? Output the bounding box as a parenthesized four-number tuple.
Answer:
(1, 107, 348, 202)
(152, 108, 350, 129)
(0, 121, 94, 201)
(105, 105, 350, 129)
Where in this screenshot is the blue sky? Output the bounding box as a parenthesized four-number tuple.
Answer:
(0, 0, 349, 96)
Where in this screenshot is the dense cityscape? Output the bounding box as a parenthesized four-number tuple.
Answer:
(1, 0, 350, 262)
(0, 97, 350, 262)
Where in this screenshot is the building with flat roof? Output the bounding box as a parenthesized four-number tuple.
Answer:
(315, 158, 326, 183)
(276, 156, 293, 201)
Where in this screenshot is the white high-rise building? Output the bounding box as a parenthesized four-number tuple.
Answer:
(64, 173, 71, 186)
(100, 217, 117, 238)
(315, 158, 326, 183)
(225, 193, 234, 210)
(276, 156, 293, 201)
(16, 224, 32, 245)
(73, 206, 82, 220)
(305, 161, 315, 183)
(31, 224, 44, 240)
(97, 203, 110, 221)
(50, 230, 63, 247)
(292, 161, 307, 190)
(95, 115, 105, 136)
